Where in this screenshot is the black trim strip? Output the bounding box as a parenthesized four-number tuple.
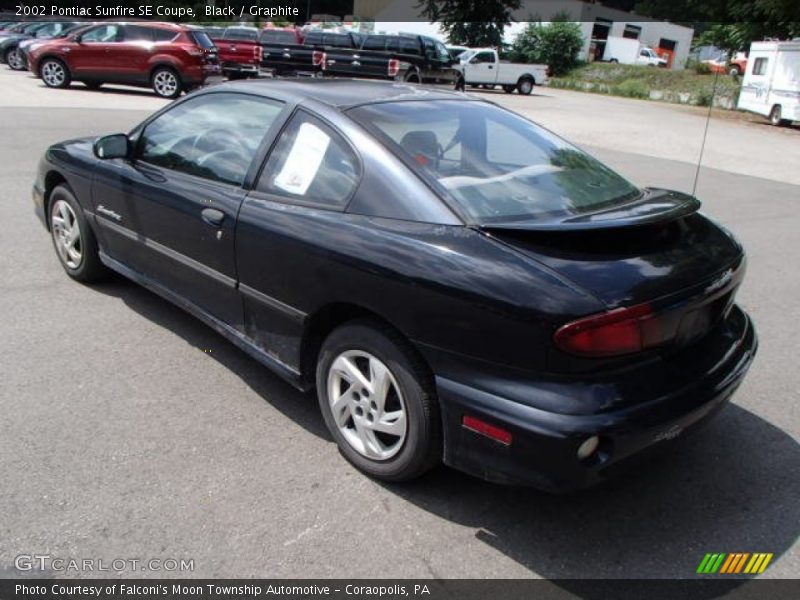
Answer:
(96, 215, 236, 289)
(239, 283, 306, 323)
(98, 251, 307, 386)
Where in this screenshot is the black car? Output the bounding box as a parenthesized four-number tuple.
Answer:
(32, 80, 756, 491)
(3, 21, 82, 71)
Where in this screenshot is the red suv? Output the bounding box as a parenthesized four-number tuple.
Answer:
(30, 22, 220, 98)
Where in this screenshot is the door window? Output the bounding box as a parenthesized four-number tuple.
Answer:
(138, 93, 284, 186)
(752, 57, 768, 75)
(472, 51, 495, 64)
(256, 112, 359, 209)
(81, 24, 122, 43)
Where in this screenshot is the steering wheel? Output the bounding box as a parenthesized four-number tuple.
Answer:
(191, 128, 250, 159)
(196, 149, 251, 184)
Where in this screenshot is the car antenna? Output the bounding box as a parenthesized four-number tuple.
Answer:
(692, 68, 720, 196)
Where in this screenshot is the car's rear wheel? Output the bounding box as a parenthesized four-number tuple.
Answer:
(48, 185, 107, 282)
(316, 321, 441, 482)
(769, 104, 789, 127)
(517, 76, 534, 95)
(502, 84, 516, 93)
(729, 65, 742, 77)
(6, 47, 24, 71)
(404, 70, 420, 84)
(151, 66, 182, 99)
(40, 58, 70, 88)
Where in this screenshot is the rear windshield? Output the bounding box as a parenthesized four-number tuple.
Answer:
(224, 28, 258, 42)
(350, 100, 640, 224)
(190, 31, 216, 50)
(261, 30, 296, 44)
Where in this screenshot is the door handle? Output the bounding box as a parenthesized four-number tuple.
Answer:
(201, 208, 225, 227)
(488, 65, 493, 69)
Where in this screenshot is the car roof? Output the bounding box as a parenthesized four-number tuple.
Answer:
(219, 78, 477, 109)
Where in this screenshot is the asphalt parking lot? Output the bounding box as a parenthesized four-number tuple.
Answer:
(0, 69, 798, 581)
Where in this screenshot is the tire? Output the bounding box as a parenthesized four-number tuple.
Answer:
(151, 66, 182, 99)
(84, 81, 103, 90)
(769, 105, 789, 127)
(403, 70, 420, 84)
(6, 46, 24, 71)
(48, 185, 108, 283)
(316, 320, 441, 482)
(517, 76, 534, 95)
(40, 57, 70, 88)
(502, 84, 516, 93)
(729, 65, 742, 77)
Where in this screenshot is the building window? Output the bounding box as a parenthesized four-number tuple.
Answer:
(623, 24, 641, 39)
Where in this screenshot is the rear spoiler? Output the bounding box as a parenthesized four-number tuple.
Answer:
(477, 188, 701, 232)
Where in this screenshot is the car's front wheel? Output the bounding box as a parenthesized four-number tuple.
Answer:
(151, 66, 182, 99)
(40, 58, 70, 88)
(6, 47, 25, 71)
(769, 104, 789, 127)
(316, 321, 441, 482)
(49, 185, 107, 282)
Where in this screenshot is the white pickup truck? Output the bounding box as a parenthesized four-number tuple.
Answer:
(454, 48, 549, 95)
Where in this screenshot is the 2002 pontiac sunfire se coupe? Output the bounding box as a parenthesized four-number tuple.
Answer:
(33, 80, 756, 491)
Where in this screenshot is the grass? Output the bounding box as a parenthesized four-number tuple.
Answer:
(550, 63, 741, 108)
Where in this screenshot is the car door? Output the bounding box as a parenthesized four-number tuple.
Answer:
(235, 109, 361, 367)
(465, 50, 497, 84)
(111, 92, 287, 325)
(114, 25, 157, 83)
(69, 24, 123, 78)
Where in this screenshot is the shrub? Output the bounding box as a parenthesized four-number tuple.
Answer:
(693, 62, 712, 75)
(509, 13, 584, 76)
(613, 79, 650, 99)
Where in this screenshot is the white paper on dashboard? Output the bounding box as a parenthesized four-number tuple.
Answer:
(273, 122, 331, 195)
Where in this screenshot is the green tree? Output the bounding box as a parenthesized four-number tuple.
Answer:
(509, 14, 584, 75)
(418, 0, 522, 47)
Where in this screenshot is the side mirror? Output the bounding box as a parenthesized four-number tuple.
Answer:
(93, 134, 130, 160)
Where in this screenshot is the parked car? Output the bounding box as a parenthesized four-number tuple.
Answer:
(29, 22, 221, 98)
(603, 36, 668, 67)
(18, 23, 95, 71)
(0, 21, 43, 41)
(446, 45, 469, 60)
(454, 48, 548, 94)
(738, 40, 799, 126)
(704, 52, 748, 76)
(32, 79, 756, 491)
(1, 21, 82, 71)
(258, 26, 311, 77)
(209, 26, 262, 80)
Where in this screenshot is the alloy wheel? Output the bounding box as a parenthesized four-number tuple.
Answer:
(50, 199, 82, 269)
(41, 60, 66, 87)
(153, 70, 178, 97)
(7, 48, 24, 70)
(327, 350, 407, 461)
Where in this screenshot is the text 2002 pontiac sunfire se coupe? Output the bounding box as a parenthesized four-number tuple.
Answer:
(33, 80, 756, 491)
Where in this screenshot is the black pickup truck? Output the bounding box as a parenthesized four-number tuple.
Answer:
(260, 30, 457, 84)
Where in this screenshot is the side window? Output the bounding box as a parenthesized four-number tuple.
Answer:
(125, 26, 154, 42)
(138, 93, 284, 186)
(363, 35, 386, 51)
(752, 57, 768, 75)
(435, 41, 451, 62)
(81, 25, 122, 43)
(473, 51, 494, 64)
(423, 38, 436, 60)
(256, 112, 359, 209)
(398, 37, 421, 55)
(153, 28, 178, 43)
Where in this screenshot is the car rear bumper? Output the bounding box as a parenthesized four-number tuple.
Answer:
(434, 305, 757, 492)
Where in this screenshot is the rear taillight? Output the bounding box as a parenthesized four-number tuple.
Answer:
(388, 58, 400, 77)
(554, 302, 675, 358)
(312, 50, 326, 69)
(254, 45, 262, 61)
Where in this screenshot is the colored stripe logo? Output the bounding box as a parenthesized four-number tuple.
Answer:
(697, 553, 773, 574)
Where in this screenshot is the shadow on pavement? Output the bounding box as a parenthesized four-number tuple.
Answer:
(92, 276, 799, 591)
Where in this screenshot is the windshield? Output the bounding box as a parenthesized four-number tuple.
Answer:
(350, 100, 640, 224)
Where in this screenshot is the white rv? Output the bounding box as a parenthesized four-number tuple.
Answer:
(737, 40, 800, 126)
